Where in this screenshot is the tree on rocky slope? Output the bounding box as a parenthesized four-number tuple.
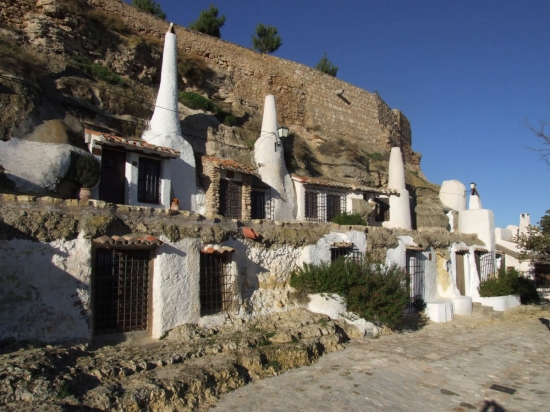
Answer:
(516, 209, 550, 263)
(189, 5, 226, 38)
(252, 24, 282, 54)
(315, 52, 338, 77)
(132, 0, 166, 19)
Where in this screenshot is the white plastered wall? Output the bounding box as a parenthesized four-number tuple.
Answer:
(151, 237, 201, 338)
(300, 230, 367, 265)
(0, 235, 92, 343)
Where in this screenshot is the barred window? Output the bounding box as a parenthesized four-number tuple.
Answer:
(305, 191, 318, 220)
(474, 251, 495, 281)
(330, 246, 361, 262)
(375, 198, 390, 222)
(138, 157, 161, 204)
(200, 253, 232, 316)
(93, 249, 151, 335)
(326, 194, 342, 221)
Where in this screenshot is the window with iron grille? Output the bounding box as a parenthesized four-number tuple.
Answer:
(305, 191, 319, 221)
(330, 246, 362, 262)
(405, 250, 424, 314)
(474, 251, 495, 281)
(375, 198, 390, 222)
(93, 249, 151, 335)
(138, 157, 161, 204)
(200, 253, 232, 316)
(326, 194, 343, 221)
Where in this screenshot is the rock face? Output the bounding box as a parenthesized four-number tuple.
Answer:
(0, 309, 350, 411)
(0, 0, 441, 219)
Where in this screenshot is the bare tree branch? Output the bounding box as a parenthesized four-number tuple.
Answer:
(526, 120, 550, 166)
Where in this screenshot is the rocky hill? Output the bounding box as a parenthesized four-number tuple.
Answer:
(0, 0, 446, 228)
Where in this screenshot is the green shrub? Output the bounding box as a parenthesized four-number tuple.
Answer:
(71, 56, 125, 86)
(76, 155, 101, 188)
(290, 258, 410, 329)
(179, 92, 237, 126)
(179, 92, 216, 112)
(478, 267, 540, 304)
(332, 211, 366, 226)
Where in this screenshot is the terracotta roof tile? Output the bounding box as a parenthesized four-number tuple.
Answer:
(200, 244, 236, 254)
(203, 156, 258, 176)
(93, 234, 164, 247)
(86, 129, 180, 158)
(291, 174, 395, 194)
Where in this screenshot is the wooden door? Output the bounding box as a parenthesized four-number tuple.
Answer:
(456, 252, 466, 296)
(251, 190, 266, 219)
(98, 148, 126, 204)
(219, 179, 242, 219)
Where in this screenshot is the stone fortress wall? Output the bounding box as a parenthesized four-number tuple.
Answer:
(71, 0, 413, 162)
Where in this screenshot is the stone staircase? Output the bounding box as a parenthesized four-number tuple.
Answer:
(472, 302, 503, 320)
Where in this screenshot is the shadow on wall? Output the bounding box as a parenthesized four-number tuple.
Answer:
(225, 238, 267, 314)
(0, 220, 91, 349)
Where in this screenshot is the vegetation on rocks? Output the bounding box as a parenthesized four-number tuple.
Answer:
(331, 211, 367, 226)
(178, 92, 236, 125)
(71, 55, 126, 87)
(290, 258, 410, 329)
(478, 267, 540, 304)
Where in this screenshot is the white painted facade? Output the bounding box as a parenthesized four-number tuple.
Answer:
(253, 95, 297, 221)
(458, 209, 495, 252)
(382, 147, 412, 230)
(141, 25, 198, 211)
(495, 214, 534, 277)
(439, 180, 466, 211)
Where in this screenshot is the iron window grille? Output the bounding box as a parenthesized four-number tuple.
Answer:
(200, 253, 233, 316)
(305, 191, 319, 221)
(251, 186, 273, 220)
(474, 251, 495, 281)
(305, 190, 346, 223)
(375, 198, 390, 222)
(330, 246, 362, 262)
(405, 250, 425, 314)
(93, 249, 151, 335)
(138, 157, 161, 204)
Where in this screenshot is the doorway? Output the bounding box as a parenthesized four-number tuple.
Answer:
(98, 148, 126, 205)
(455, 252, 466, 296)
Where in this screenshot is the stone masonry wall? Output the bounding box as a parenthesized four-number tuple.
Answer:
(75, 0, 413, 161)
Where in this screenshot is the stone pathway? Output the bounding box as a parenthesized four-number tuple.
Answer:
(212, 305, 550, 411)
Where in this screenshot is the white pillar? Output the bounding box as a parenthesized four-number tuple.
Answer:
(383, 147, 412, 229)
(142, 24, 197, 211)
(253, 95, 296, 221)
(519, 213, 530, 234)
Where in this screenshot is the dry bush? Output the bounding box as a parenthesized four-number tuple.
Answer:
(85, 9, 131, 34)
(0, 41, 47, 77)
(177, 52, 209, 87)
(143, 35, 163, 49)
(59, 0, 87, 14)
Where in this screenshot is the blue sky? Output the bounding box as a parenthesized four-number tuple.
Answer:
(129, 0, 550, 228)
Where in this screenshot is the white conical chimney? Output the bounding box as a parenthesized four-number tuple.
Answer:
(253, 95, 296, 221)
(142, 24, 197, 211)
(383, 147, 412, 229)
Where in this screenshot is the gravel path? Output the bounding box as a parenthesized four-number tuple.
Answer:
(212, 305, 550, 411)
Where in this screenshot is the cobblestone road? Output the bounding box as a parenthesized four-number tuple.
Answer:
(212, 305, 550, 411)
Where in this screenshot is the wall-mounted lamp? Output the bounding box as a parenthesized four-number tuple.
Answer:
(274, 126, 289, 151)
